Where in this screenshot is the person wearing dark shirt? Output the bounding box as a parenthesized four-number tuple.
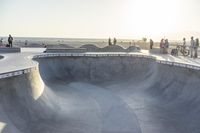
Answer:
(113, 38, 117, 45)
(194, 38, 199, 58)
(108, 38, 112, 46)
(150, 39, 154, 49)
(8, 34, 13, 47)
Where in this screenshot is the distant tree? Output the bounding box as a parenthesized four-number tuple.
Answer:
(142, 37, 147, 42)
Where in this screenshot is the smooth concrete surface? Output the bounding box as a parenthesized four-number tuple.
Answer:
(0, 48, 20, 53)
(0, 53, 37, 74)
(20, 48, 46, 53)
(0, 47, 46, 54)
(0, 51, 200, 133)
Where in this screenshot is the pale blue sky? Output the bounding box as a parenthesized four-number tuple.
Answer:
(0, 0, 200, 39)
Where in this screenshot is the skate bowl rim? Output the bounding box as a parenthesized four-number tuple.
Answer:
(0, 53, 200, 80)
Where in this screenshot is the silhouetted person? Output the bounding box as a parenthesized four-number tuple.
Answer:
(182, 38, 186, 50)
(108, 38, 112, 46)
(8, 34, 13, 47)
(164, 39, 169, 54)
(150, 39, 154, 49)
(194, 38, 199, 58)
(113, 38, 117, 45)
(0, 38, 3, 47)
(160, 39, 164, 54)
(25, 40, 28, 46)
(190, 36, 195, 58)
(183, 38, 186, 46)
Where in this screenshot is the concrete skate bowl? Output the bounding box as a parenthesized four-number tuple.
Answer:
(0, 55, 200, 133)
(80, 44, 100, 52)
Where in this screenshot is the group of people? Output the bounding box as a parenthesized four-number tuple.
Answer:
(0, 34, 14, 48)
(149, 37, 199, 58)
(108, 38, 117, 46)
(1, 35, 199, 58)
(160, 39, 169, 54)
(149, 38, 169, 54)
(189, 36, 199, 58)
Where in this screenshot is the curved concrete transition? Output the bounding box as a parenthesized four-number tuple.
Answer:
(0, 55, 200, 133)
(126, 46, 141, 52)
(101, 45, 125, 52)
(47, 44, 75, 49)
(22, 43, 45, 48)
(80, 44, 99, 52)
(0, 55, 3, 60)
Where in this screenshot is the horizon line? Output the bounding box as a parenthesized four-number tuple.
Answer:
(0, 35, 184, 41)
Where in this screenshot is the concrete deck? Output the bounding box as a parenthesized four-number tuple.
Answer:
(0, 49, 200, 133)
(1, 50, 200, 77)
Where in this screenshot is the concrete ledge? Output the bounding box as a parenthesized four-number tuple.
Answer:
(0, 67, 37, 79)
(33, 53, 200, 71)
(20, 48, 46, 53)
(0, 48, 21, 53)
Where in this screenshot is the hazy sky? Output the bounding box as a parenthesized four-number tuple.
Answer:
(0, 0, 200, 39)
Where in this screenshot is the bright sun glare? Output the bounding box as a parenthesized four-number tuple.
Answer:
(125, 0, 180, 38)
